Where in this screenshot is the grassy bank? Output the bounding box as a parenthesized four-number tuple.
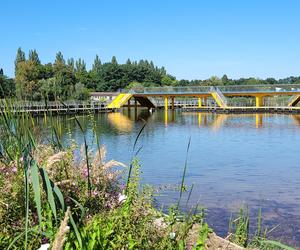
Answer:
(0, 104, 296, 249)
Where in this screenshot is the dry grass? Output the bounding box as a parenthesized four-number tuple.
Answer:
(51, 207, 71, 250)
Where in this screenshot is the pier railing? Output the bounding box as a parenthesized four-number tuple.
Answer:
(0, 100, 107, 114)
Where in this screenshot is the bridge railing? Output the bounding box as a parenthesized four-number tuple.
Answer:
(218, 84, 300, 93)
(124, 86, 212, 94)
(124, 84, 300, 94)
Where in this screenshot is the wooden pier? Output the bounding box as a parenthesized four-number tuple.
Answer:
(2, 98, 300, 116)
(0, 101, 112, 116)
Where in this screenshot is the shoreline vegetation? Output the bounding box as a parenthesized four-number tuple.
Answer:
(0, 104, 296, 249)
(2, 48, 300, 102)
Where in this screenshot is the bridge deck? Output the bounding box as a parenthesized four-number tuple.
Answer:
(132, 91, 300, 97)
(126, 84, 300, 97)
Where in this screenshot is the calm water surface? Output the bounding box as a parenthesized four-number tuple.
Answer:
(38, 109, 300, 246)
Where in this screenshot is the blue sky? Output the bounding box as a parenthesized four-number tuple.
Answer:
(1, 0, 300, 80)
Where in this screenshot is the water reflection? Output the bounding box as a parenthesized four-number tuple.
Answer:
(292, 115, 300, 126)
(255, 114, 263, 128)
(211, 114, 228, 130)
(107, 113, 133, 132)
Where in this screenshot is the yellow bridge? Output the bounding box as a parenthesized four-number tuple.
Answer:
(107, 85, 300, 110)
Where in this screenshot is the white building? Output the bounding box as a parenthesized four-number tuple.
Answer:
(90, 92, 118, 102)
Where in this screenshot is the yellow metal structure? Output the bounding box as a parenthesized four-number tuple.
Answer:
(164, 96, 168, 110)
(134, 96, 155, 108)
(198, 97, 202, 107)
(255, 96, 264, 107)
(210, 92, 227, 108)
(288, 95, 300, 107)
(107, 93, 133, 109)
(106, 85, 300, 110)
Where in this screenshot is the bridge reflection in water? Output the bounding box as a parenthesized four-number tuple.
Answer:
(108, 109, 290, 132)
(107, 112, 133, 132)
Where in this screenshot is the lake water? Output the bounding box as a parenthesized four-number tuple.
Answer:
(38, 109, 300, 247)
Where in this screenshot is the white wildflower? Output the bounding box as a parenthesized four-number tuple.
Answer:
(169, 232, 176, 240)
(38, 243, 50, 250)
(118, 193, 127, 203)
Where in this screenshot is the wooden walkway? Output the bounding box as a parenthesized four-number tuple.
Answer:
(1, 99, 300, 116)
(0, 101, 111, 115)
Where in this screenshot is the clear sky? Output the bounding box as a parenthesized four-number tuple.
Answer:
(1, 0, 300, 80)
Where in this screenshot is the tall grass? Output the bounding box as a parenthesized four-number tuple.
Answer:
(228, 207, 297, 250)
(178, 136, 191, 209)
(0, 100, 75, 249)
(126, 120, 147, 194)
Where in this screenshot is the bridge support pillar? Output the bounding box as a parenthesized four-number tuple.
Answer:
(171, 97, 175, 110)
(164, 96, 168, 110)
(134, 98, 138, 109)
(198, 97, 202, 107)
(255, 96, 263, 107)
(127, 99, 131, 111)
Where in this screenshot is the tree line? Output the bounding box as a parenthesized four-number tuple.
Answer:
(1, 47, 300, 100)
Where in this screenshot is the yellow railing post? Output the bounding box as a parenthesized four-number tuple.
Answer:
(164, 96, 168, 110)
(198, 97, 202, 107)
(255, 96, 263, 107)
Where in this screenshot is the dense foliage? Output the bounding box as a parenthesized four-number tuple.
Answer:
(1, 47, 300, 101)
(9, 48, 172, 101)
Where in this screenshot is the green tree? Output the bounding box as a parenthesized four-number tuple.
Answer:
(14, 47, 26, 76)
(0, 74, 15, 98)
(39, 77, 61, 100)
(73, 82, 89, 100)
(265, 78, 277, 85)
(53, 52, 75, 99)
(28, 49, 41, 65)
(245, 77, 261, 85)
(15, 60, 40, 100)
(125, 81, 144, 90)
(67, 58, 75, 72)
(161, 75, 177, 85)
(75, 58, 90, 85)
(38, 63, 54, 79)
(54, 51, 66, 71)
(92, 55, 102, 74)
(75, 58, 86, 73)
(221, 74, 229, 85)
(111, 56, 118, 65)
(126, 58, 132, 65)
(0, 68, 3, 75)
(207, 76, 222, 86)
